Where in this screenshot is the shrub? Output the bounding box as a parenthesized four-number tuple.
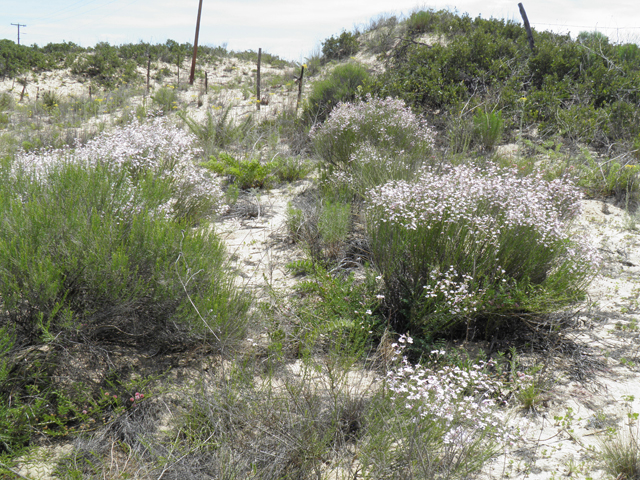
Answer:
(0, 121, 243, 349)
(318, 200, 351, 257)
(273, 156, 313, 182)
(303, 63, 370, 124)
(473, 109, 503, 151)
(311, 95, 435, 197)
(366, 165, 600, 337)
(202, 152, 276, 190)
(322, 31, 359, 62)
(578, 156, 640, 205)
(361, 336, 512, 478)
(152, 86, 179, 114)
(17, 118, 225, 221)
(598, 423, 640, 480)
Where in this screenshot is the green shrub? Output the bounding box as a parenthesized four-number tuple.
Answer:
(303, 63, 370, 124)
(152, 86, 179, 114)
(0, 93, 13, 111)
(311, 95, 435, 198)
(318, 201, 351, 257)
(203, 152, 276, 189)
(42, 90, 60, 110)
(181, 106, 252, 156)
(597, 423, 640, 480)
(366, 165, 600, 338)
(0, 121, 243, 349)
(321, 31, 359, 62)
(473, 109, 503, 151)
(406, 10, 436, 34)
(273, 156, 313, 182)
(578, 156, 640, 204)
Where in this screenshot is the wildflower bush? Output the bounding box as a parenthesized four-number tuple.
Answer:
(361, 335, 512, 479)
(0, 119, 246, 347)
(311, 95, 436, 197)
(366, 164, 600, 337)
(303, 63, 370, 124)
(18, 118, 225, 222)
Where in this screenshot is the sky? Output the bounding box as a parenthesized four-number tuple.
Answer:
(2, 0, 640, 61)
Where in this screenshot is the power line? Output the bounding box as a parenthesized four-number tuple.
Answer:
(532, 22, 640, 30)
(10, 23, 27, 44)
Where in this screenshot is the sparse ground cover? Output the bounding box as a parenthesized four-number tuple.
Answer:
(1, 9, 640, 480)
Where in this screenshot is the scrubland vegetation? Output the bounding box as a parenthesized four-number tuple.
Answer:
(1, 8, 640, 479)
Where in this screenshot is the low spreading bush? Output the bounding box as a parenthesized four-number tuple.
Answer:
(1, 119, 245, 348)
(311, 95, 436, 197)
(361, 336, 512, 479)
(366, 164, 600, 337)
(202, 152, 276, 190)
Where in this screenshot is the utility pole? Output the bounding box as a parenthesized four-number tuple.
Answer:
(11, 23, 26, 45)
(189, 0, 204, 85)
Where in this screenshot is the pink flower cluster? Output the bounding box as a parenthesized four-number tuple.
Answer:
(15, 119, 225, 218)
(387, 335, 514, 445)
(367, 164, 599, 269)
(310, 94, 436, 167)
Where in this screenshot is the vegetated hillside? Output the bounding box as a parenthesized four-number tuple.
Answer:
(0, 9, 639, 480)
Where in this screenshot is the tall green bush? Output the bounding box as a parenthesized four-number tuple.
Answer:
(303, 63, 370, 124)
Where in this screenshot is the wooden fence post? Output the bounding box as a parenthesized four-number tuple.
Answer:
(518, 3, 535, 52)
(256, 47, 262, 110)
(146, 54, 151, 96)
(296, 65, 305, 112)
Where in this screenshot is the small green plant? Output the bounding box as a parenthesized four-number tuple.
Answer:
(473, 109, 503, 151)
(202, 152, 276, 189)
(273, 156, 313, 182)
(286, 203, 306, 242)
(152, 85, 179, 114)
(598, 422, 640, 480)
(41, 90, 60, 110)
(318, 200, 351, 258)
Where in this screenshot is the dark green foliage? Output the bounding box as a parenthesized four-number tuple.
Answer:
(70, 42, 139, 86)
(473, 109, 503, 150)
(303, 63, 370, 123)
(372, 9, 640, 149)
(322, 31, 359, 62)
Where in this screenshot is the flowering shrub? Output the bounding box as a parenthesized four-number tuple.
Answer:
(0, 122, 246, 348)
(311, 95, 436, 198)
(361, 334, 512, 478)
(366, 164, 600, 335)
(311, 94, 435, 168)
(15, 118, 225, 221)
